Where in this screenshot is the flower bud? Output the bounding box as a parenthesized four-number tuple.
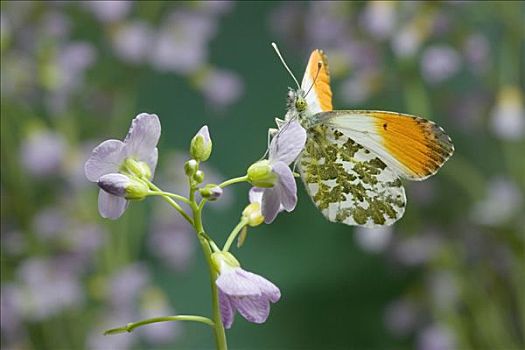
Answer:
(122, 158, 152, 179)
(199, 184, 222, 200)
(247, 160, 276, 187)
(98, 173, 149, 200)
(193, 170, 205, 184)
(211, 251, 240, 273)
(184, 159, 198, 177)
(242, 202, 264, 227)
(190, 125, 212, 162)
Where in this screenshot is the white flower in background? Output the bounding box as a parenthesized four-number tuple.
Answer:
(83, 0, 132, 23)
(137, 287, 180, 345)
(383, 298, 419, 338)
(394, 231, 442, 266)
(420, 45, 461, 84)
(463, 34, 490, 74)
(354, 226, 393, 253)
(20, 129, 66, 177)
(112, 21, 154, 64)
(489, 86, 524, 140)
(471, 177, 523, 226)
(417, 324, 456, 350)
(359, 1, 396, 40)
(198, 68, 244, 109)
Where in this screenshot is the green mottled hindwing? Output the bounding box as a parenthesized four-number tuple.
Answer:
(298, 125, 406, 227)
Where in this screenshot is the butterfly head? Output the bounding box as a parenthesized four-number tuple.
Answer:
(287, 88, 308, 113)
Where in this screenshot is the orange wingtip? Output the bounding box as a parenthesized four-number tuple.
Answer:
(374, 112, 454, 179)
(307, 50, 333, 111)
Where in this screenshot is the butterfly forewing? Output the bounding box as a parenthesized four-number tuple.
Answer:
(301, 50, 333, 113)
(314, 110, 454, 180)
(298, 124, 406, 227)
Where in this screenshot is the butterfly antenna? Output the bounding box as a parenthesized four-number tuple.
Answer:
(271, 42, 300, 89)
(305, 61, 322, 97)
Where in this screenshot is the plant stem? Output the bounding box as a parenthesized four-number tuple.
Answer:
(222, 219, 248, 252)
(104, 315, 214, 335)
(191, 201, 227, 350)
(219, 175, 249, 189)
(146, 181, 193, 225)
(147, 190, 191, 205)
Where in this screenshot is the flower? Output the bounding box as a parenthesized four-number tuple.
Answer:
(248, 120, 306, 223)
(212, 252, 281, 329)
(84, 113, 160, 219)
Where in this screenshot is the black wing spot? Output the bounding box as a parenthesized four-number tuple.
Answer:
(383, 123, 388, 130)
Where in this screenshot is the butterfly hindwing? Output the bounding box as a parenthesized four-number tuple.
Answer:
(298, 124, 406, 227)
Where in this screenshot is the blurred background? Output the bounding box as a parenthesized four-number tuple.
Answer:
(1, 1, 524, 349)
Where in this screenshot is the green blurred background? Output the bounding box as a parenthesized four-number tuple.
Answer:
(1, 1, 524, 349)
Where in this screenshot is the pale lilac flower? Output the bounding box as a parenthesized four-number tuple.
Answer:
(109, 263, 150, 310)
(20, 130, 66, 177)
(216, 261, 280, 328)
(359, 1, 396, 40)
(417, 324, 456, 350)
(84, 113, 160, 219)
(384, 298, 419, 338)
(137, 287, 180, 345)
(471, 177, 523, 225)
(420, 45, 461, 84)
(83, 1, 132, 23)
(254, 121, 306, 223)
(489, 86, 524, 140)
(394, 231, 442, 266)
(112, 21, 154, 64)
(199, 68, 244, 109)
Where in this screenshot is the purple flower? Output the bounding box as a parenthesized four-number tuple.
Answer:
(214, 254, 280, 329)
(84, 113, 160, 219)
(248, 120, 306, 223)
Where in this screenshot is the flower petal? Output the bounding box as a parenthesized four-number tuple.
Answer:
(216, 268, 262, 297)
(269, 120, 307, 165)
(144, 147, 158, 177)
(124, 113, 161, 163)
(248, 274, 281, 303)
(98, 189, 128, 219)
(231, 295, 271, 324)
(219, 290, 235, 329)
(97, 173, 130, 197)
(261, 187, 281, 224)
(84, 139, 126, 182)
(249, 187, 264, 204)
(271, 161, 297, 212)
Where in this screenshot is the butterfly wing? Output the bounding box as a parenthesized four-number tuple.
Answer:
(312, 110, 454, 180)
(298, 124, 406, 227)
(301, 50, 333, 113)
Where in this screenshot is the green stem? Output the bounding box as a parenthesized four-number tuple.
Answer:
(223, 219, 248, 252)
(219, 175, 249, 189)
(147, 190, 191, 204)
(146, 181, 193, 225)
(104, 315, 214, 335)
(191, 202, 228, 350)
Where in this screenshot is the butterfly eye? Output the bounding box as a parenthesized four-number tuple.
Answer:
(295, 98, 307, 111)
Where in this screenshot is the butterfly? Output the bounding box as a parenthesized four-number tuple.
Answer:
(271, 43, 454, 227)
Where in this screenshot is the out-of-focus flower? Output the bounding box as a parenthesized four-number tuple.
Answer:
(212, 252, 281, 329)
(83, 1, 132, 23)
(150, 11, 216, 74)
(111, 21, 154, 64)
(420, 45, 461, 84)
(417, 324, 456, 350)
(197, 68, 244, 109)
(85, 113, 160, 219)
(199, 183, 222, 201)
(393, 231, 442, 266)
(471, 177, 523, 226)
(109, 263, 150, 310)
(359, 1, 397, 40)
(340, 68, 380, 104)
(489, 86, 524, 140)
(355, 226, 393, 253)
(149, 203, 195, 272)
(87, 310, 137, 350)
(17, 257, 84, 320)
(33, 206, 67, 240)
(1, 284, 24, 341)
(463, 34, 490, 74)
(20, 129, 66, 177)
(384, 298, 419, 338)
(248, 121, 306, 223)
